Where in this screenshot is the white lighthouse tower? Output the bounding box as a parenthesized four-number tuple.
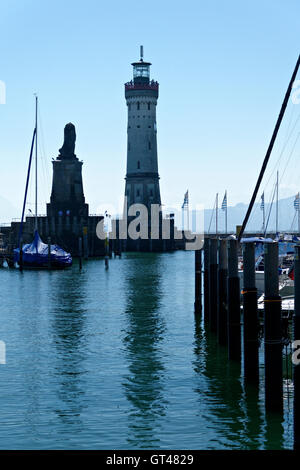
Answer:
(124, 47, 161, 212)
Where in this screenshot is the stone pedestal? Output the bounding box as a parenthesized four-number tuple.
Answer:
(47, 159, 88, 219)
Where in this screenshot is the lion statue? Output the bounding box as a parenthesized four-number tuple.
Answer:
(58, 123, 76, 159)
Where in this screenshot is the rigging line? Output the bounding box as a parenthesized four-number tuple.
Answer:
(262, 111, 300, 192)
(37, 105, 51, 209)
(279, 131, 300, 183)
(246, 188, 264, 230)
(290, 210, 297, 232)
(207, 198, 216, 234)
(264, 180, 277, 235)
(37, 104, 51, 187)
(18, 128, 36, 248)
(238, 54, 300, 242)
(38, 138, 50, 205)
(284, 101, 296, 140)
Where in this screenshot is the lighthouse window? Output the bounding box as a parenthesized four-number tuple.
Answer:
(136, 189, 140, 197)
(137, 102, 140, 110)
(137, 161, 140, 169)
(148, 125, 151, 128)
(128, 142, 131, 151)
(150, 189, 153, 197)
(137, 125, 140, 128)
(148, 142, 151, 150)
(148, 102, 151, 110)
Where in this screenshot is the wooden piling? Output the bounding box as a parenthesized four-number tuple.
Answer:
(294, 244, 300, 450)
(242, 242, 259, 384)
(217, 239, 228, 346)
(209, 238, 218, 332)
(204, 238, 210, 323)
(227, 239, 241, 361)
(194, 249, 202, 314)
(264, 241, 282, 413)
(105, 236, 109, 270)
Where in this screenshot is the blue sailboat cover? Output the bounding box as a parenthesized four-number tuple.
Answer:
(241, 236, 296, 257)
(14, 230, 72, 268)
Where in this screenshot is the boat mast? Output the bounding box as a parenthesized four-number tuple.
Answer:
(35, 95, 38, 232)
(238, 55, 300, 242)
(216, 193, 218, 236)
(18, 128, 36, 249)
(224, 190, 227, 235)
(276, 170, 279, 234)
(298, 192, 300, 235)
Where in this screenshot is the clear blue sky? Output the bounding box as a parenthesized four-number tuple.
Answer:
(0, 0, 299, 220)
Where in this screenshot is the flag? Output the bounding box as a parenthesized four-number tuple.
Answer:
(182, 190, 189, 209)
(294, 193, 300, 211)
(260, 193, 264, 210)
(221, 191, 227, 211)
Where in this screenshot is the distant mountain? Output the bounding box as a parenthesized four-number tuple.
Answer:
(1, 193, 297, 234)
(202, 195, 298, 233)
(0, 195, 19, 224)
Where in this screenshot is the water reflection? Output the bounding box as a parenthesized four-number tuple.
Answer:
(193, 317, 265, 449)
(122, 254, 167, 448)
(193, 315, 290, 449)
(50, 269, 88, 430)
(15, 272, 48, 437)
(264, 412, 285, 449)
(242, 385, 264, 449)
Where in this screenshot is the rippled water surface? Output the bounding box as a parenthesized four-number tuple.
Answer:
(0, 251, 293, 449)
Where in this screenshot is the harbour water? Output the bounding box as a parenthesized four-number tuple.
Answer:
(0, 251, 293, 449)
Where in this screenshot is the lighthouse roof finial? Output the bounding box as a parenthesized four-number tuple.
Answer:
(140, 45, 143, 62)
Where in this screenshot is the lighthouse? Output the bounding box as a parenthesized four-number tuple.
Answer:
(124, 47, 161, 213)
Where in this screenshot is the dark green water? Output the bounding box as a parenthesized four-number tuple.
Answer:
(0, 251, 293, 449)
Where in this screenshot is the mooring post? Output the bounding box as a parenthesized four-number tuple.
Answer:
(209, 238, 218, 332)
(47, 237, 51, 270)
(78, 237, 82, 270)
(218, 239, 228, 346)
(105, 235, 109, 270)
(242, 242, 259, 384)
(227, 239, 241, 361)
(294, 244, 300, 450)
(194, 249, 202, 314)
(264, 241, 282, 413)
(204, 238, 210, 323)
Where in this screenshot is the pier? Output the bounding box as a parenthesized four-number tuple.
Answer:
(195, 235, 299, 447)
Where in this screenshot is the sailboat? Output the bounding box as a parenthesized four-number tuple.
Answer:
(13, 96, 72, 269)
